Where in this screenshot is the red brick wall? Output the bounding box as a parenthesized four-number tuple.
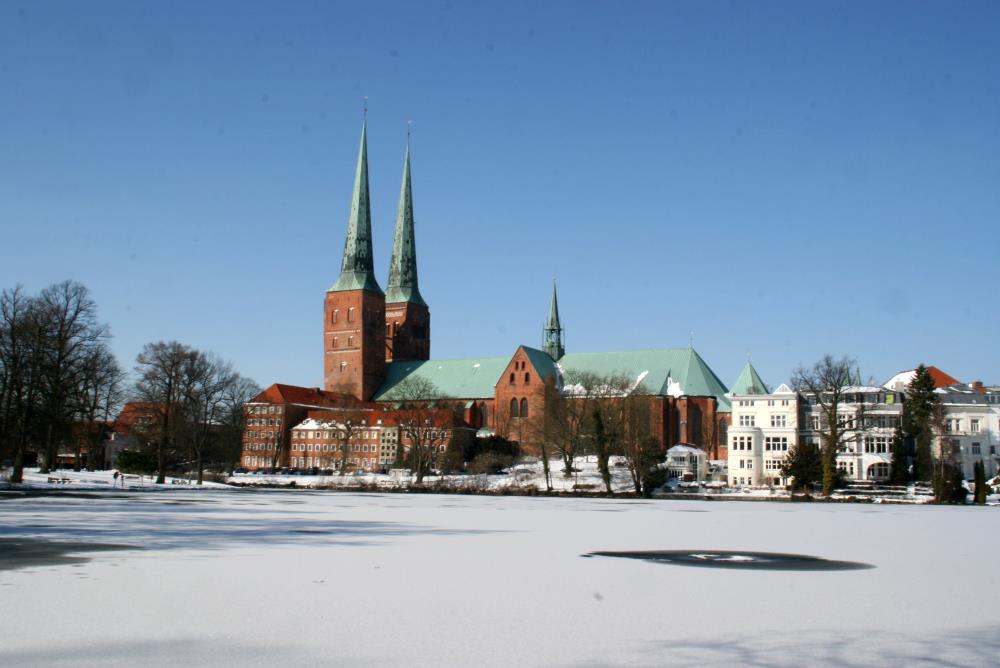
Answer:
(385, 301, 430, 362)
(493, 349, 549, 452)
(324, 290, 386, 401)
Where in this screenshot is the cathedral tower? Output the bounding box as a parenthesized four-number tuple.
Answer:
(543, 280, 565, 360)
(384, 140, 430, 362)
(324, 121, 386, 400)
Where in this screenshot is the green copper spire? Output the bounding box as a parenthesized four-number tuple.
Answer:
(543, 280, 565, 360)
(730, 361, 769, 395)
(385, 142, 426, 306)
(330, 121, 383, 294)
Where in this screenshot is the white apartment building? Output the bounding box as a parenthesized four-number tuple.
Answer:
(935, 384, 1000, 479)
(726, 362, 799, 487)
(799, 386, 903, 482)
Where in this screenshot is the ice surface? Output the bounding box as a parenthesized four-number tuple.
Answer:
(1, 486, 998, 666)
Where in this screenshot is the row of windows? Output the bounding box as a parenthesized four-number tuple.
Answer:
(732, 436, 789, 452)
(329, 308, 356, 324)
(509, 372, 531, 384)
(863, 436, 890, 454)
(737, 399, 792, 407)
(248, 405, 283, 415)
(947, 419, 982, 433)
(764, 437, 789, 451)
(293, 430, 386, 440)
(736, 414, 791, 428)
(248, 418, 280, 427)
(292, 442, 398, 453)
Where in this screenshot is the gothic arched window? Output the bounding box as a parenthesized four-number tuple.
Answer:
(510, 398, 519, 418)
(520, 398, 529, 418)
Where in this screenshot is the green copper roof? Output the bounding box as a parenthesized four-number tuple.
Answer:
(373, 355, 511, 400)
(330, 121, 383, 294)
(556, 348, 729, 404)
(522, 346, 559, 381)
(373, 346, 730, 406)
(730, 361, 769, 396)
(543, 281, 564, 360)
(385, 144, 426, 306)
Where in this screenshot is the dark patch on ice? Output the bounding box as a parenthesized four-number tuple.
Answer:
(584, 550, 874, 571)
(0, 537, 136, 572)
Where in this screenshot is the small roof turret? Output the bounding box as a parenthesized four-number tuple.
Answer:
(543, 280, 565, 360)
(730, 361, 769, 395)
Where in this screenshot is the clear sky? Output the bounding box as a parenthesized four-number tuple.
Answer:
(2, 1, 998, 391)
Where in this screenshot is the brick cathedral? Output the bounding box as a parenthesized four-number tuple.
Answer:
(239, 122, 732, 471)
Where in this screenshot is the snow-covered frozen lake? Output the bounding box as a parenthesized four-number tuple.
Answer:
(1, 489, 997, 666)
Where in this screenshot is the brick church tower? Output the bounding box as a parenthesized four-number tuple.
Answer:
(324, 121, 386, 400)
(385, 141, 430, 362)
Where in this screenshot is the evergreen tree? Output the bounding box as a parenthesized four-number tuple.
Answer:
(973, 461, 987, 505)
(933, 459, 967, 504)
(889, 424, 908, 484)
(780, 441, 823, 492)
(903, 365, 937, 482)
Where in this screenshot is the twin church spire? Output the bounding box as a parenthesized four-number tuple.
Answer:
(330, 120, 422, 306)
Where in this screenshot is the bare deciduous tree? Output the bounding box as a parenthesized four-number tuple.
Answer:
(381, 376, 455, 484)
(791, 355, 868, 496)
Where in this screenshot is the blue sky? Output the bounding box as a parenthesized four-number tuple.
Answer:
(2, 1, 998, 390)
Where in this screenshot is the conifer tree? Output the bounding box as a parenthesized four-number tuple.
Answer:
(889, 424, 908, 484)
(903, 365, 937, 482)
(973, 461, 987, 505)
(780, 441, 823, 492)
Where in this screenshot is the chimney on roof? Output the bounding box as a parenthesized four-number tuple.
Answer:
(971, 380, 984, 393)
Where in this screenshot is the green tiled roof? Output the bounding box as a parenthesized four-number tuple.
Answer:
(556, 348, 729, 403)
(372, 346, 730, 407)
(730, 361, 769, 396)
(522, 346, 559, 381)
(373, 355, 511, 400)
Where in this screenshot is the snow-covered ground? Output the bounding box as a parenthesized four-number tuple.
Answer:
(9, 467, 231, 490)
(1, 488, 998, 667)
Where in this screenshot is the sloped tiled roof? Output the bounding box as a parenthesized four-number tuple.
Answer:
(556, 347, 729, 405)
(373, 356, 511, 400)
(522, 346, 559, 382)
(730, 362, 769, 396)
(373, 347, 730, 407)
(252, 384, 346, 407)
(883, 366, 961, 391)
